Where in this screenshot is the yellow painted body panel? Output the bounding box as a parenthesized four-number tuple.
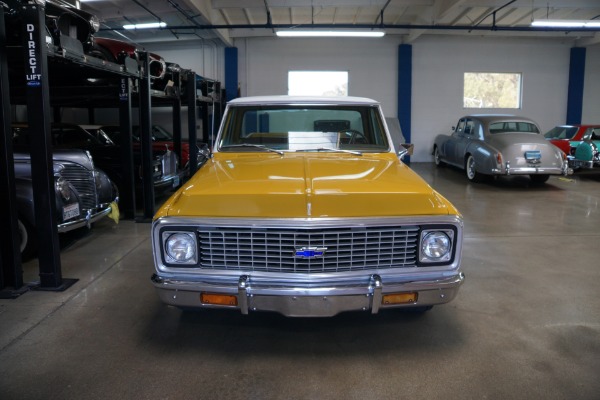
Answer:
(155, 152, 459, 219)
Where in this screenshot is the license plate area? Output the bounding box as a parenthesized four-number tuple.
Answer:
(63, 203, 80, 221)
(525, 151, 541, 163)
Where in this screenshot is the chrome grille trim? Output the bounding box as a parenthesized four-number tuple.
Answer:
(197, 226, 419, 273)
(153, 216, 464, 276)
(59, 164, 99, 211)
(161, 151, 178, 178)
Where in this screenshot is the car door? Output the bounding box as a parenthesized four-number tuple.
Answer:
(444, 118, 466, 166)
(454, 118, 476, 164)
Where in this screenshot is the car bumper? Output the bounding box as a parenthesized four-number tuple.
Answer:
(568, 158, 598, 170)
(154, 170, 186, 193)
(492, 161, 572, 176)
(150, 272, 465, 317)
(57, 202, 115, 233)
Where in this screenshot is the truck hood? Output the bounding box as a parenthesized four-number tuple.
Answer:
(157, 153, 457, 218)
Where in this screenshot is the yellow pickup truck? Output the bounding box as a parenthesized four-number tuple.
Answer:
(151, 96, 464, 317)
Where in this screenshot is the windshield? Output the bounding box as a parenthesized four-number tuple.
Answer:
(544, 126, 579, 140)
(217, 105, 390, 153)
(488, 121, 540, 134)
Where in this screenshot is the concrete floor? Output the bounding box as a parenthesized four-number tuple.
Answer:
(1, 163, 599, 400)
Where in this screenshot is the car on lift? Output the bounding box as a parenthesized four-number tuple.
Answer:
(433, 114, 571, 184)
(13, 148, 118, 258)
(89, 37, 166, 81)
(101, 124, 210, 175)
(544, 124, 600, 171)
(12, 123, 184, 196)
(3, 0, 99, 54)
(150, 96, 465, 317)
(72, 124, 189, 193)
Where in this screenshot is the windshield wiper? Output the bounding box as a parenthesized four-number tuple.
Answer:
(220, 143, 284, 155)
(296, 147, 363, 156)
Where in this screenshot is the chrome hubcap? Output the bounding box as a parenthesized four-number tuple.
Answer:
(467, 157, 475, 179)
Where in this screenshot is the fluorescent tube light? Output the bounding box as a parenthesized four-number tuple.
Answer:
(123, 22, 167, 30)
(276, 30, 385, 38)
(531, 20, 600, 28)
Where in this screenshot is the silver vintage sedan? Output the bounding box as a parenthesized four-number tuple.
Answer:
(433, 114, 570, 184)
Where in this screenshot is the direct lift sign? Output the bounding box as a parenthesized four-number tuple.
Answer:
(25, 23, 42, 87)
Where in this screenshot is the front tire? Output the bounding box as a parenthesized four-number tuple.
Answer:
(465, 154, 484, 182)
(433, 147, 444, 167)
(88, 45, 116, 62)
(17, 218, 36, 259)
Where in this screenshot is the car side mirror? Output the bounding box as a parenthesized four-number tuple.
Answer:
(398, 143, 414, 160)
(452, 126, 456, 131)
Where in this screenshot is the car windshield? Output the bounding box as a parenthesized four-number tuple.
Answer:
(488, 121, 540, 134)
(103, 125, 173, 143)
(544, 126, 579, 140)
(218, 105, 390, 153)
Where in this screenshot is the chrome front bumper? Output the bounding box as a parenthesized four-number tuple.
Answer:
(57, 203, 114, 233)
(151, 272, 465, 317)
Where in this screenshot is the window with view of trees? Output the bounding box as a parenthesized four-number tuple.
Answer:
(288, 71, 348, 96)
(463, 72, 522, 109)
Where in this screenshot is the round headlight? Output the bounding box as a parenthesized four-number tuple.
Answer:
(55, 177, 71, 201)
(421, 231, 451, 260)
(165, 233, 196, 262)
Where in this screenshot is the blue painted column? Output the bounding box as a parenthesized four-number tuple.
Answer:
(224, 47, 238, 102)
(398, 44, 412, 164)
(566, 47, 586, 125)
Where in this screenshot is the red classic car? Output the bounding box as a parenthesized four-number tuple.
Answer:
(89, 37, 166, 79)
(544, 124, 600, 156)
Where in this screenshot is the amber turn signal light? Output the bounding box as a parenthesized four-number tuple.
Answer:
(382, 292, 418, 305)
(201, 293, 238, 306)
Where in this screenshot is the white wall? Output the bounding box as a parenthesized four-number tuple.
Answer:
(236, 35, 598, 162)
(235, 37, 399, 116)
(412, 36, 572, 161)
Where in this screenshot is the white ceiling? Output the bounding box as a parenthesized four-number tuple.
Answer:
(77, 0, 600, 47)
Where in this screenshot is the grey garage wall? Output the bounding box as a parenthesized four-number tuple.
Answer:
(236, 35, 599, 162)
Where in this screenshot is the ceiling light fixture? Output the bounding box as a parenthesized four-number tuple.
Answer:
(531, 20, 600, 28)
(123, 22, 167, 30)
(276, 30, 385, 38)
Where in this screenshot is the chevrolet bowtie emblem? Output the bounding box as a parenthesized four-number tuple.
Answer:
(294, 247, 327, 258)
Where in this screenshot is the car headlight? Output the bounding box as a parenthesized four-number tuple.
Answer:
(55, 177, 71, 201)
(420, 230, 453, 263)
(164, 232, 197, 264)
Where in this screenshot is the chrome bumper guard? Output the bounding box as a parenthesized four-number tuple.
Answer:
(151, 272, 465, 317)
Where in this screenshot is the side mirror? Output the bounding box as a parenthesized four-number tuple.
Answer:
(398, 143, 414, 160)
(452, 126, 456, 131)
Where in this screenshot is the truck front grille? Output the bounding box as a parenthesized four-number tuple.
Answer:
(197, 226, 419, 273)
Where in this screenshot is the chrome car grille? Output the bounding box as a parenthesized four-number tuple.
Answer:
(59, 164, 98, 211)
(197, 226, 419, 273)
(161, 151, 178, 178)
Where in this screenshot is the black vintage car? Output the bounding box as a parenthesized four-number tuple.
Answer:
(14, 148, 118, 257)
(12, 123, 185, 196)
